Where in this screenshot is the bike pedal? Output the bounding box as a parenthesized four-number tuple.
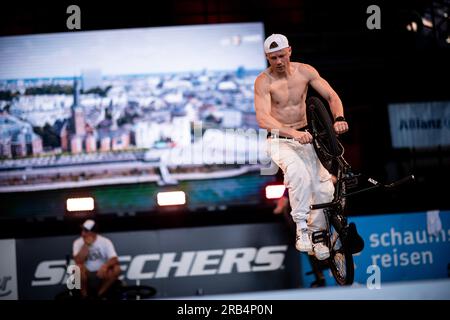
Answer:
(311, 230, 327, 244)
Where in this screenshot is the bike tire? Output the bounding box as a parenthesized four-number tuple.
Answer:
(306, 97, 343, 170)
(328, 222, 354, 285)
(330, 248, 354, 285)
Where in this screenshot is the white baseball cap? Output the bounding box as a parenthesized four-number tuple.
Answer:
(82, 219, 96, 231)
(264, 34, 289, 53)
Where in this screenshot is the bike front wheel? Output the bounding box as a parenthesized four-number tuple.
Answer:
(306, 96, 343, 172)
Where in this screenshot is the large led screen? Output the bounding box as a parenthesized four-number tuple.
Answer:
(0, 23, 275, 213)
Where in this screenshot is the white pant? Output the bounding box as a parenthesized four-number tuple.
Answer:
(267, 138, 334, 231)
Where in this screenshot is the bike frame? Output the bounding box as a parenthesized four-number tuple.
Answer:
(304, 95, 414, 285)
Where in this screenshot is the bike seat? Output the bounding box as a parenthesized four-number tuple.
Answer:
(344, 223, 365, 254)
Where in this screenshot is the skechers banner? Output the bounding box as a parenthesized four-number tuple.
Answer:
(15, 223, 299, 299)
(302, 210, 450, 286)
(388, 101, 450, 148)
(0, 239, 18, 300)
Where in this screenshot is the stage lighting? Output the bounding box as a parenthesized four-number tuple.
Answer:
(265, 184, 286, 199)
(422, 17, 434, 28)
(406, 22, 417, 32)
(66, 197, 95, 212)
(157, 191, 186, 206)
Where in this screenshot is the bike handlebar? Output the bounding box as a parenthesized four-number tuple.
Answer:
(385, 174, 415, 189)
(310, 174, 415, 210)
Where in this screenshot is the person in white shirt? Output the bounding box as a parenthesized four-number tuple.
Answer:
(73, 219, 121, 298)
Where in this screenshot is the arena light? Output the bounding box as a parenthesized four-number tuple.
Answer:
(66, 197, 95, 212)
(421, 17, 433, 29)
(406, 22, 418, 32)
(157, 191, 186, 206)
(265, 184, 286, 199)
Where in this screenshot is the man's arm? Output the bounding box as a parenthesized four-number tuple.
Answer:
(73, 243, 89, 265)
(104, 257, 119, 269)
(254, 74, 311, 143)
(306, 65, 348, 134)
(97, 240, 120, 278)
(97, 257, 119, 278)
(103, 238, 119, 269)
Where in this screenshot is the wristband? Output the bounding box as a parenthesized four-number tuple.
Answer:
(335, 116, 346, 122)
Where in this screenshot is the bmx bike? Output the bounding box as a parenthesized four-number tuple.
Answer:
(305, 96, 414, 285)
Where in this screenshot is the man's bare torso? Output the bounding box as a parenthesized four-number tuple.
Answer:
(262, 62, 310, 129)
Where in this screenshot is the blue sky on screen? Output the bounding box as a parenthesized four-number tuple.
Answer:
(0, 22, 267, 80)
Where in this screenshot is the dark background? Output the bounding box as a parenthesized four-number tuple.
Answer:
(1, 0, 449, 238)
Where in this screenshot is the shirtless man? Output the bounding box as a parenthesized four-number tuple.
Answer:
(254, 34, 348, 260)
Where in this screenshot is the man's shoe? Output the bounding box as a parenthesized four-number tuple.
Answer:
(296, 229, 313, 253)
(313, 242, 330, 260)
